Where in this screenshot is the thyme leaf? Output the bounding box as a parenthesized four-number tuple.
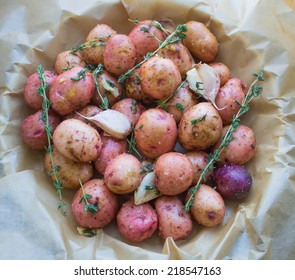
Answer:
(78, 179, 98, 215)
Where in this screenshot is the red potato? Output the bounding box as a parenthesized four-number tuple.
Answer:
(94, 135, 128, 175)
(215, 78, 247, 125)
(186, 151, 212, 185)
(213, 125, 256, 165)
(52, 119, 102, 162)
(111, 98, 146, 126)
(134, 109, 177, 159)
(186, 184, 225, 227)
(49, 66, 94, 115)
(54, 50, 86, 75)
(103, 34, 137, 76)
(117, 198, 158, 242)
(178, 102, 223, 151)
(81, 23, 117, 65)
(140, 56, 181, 100)
(154, 152, 194, 196)
(128, 20, 167, 63)
(44, 148, 93, 189)
(91, 70, 123, 108)
(21, 109, 61, 151)
(155, 196, 193, 241)
(182, 21, 218, 62)
(208, 62, 231, 87)
(72, 179, 119, 229)
(104, 153, 142, 194)
(23, 70, 56, 110)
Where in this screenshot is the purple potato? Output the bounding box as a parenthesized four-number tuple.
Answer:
(213, 165, 252, 200)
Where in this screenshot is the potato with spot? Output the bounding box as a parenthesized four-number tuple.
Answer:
(72, 179, 119, 229)
(117, 198, 158, 242)
(104, 153, 142, 194)
(154, 152, 193, 195)
(186, 184, 225, 227)
(44, 148, 93, 189)
(208, 62, 231, 87)
(155, 196, 193, 241)
(178, 102, 223, 151)
(140, 56, 181, 100)
(215, 78, 247, 125)
(54, 50, 86, 75)
(213, 125, 256, 165)
(182, 21, 218, 62)
(21, 109, 61, 151)
(94, 135, 128, 175)
(52, 119, 102, 162)
(24, 70, 56, 110)
(103, 34, 137, 76)
(134, 108, 177, 159)
(49, 66, 94, 115)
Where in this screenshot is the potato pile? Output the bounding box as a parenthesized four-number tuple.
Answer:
(21, 19, 257, 243)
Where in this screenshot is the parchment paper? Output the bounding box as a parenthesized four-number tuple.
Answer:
(1, 0, 295, 260)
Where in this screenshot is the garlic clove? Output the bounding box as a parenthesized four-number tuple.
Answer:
(101, 78, 119, 98)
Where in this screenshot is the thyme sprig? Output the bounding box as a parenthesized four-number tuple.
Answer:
(118, 24, 187, 83)
(126, 124, 142, 158)
(37, 65, 66, 215)
(92, 64, 109, 110)
(71, 36, 110, 54)
(129, 19, 172, 36)
(184, 67, 265, 212)
(78, 179, 98, 215)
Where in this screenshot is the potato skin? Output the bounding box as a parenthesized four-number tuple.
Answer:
(21, 109, 61, 150)
(72, 179, 119, 229)
(103, 34, 137, 76)
(134, 109, 177, 159)
(52, 119, 102, 162)
(24, 70, 56, 110)
(186, 184, 225, 227)
(215, 78, 247, 125)
(208, 62, 231, 87)
(49, 66, 94, 115)
(54, 50, 86, 75)
(117, 198, 158, 242)
(178, 102, 223, 151)
(44, 147, 93, 189)
(182, 21, 218, 62)
(140, 56, 181, 100)
(154, 152, 193, 195)
(155, 196, 193, 241)
(104, 153, 142, 194)
(213, 125, 256, 165)
(94, 135, 128, 175)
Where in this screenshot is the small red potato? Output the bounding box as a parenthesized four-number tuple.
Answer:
(44, 147, 93, 189)
(72, 179, 119, 229)
(140, 56, 181, 100)
(208, 62, 231, 87)
(52, 119, 102, 162)
(117, 198, 158, 242)
(128, 20, 166, 63)
(213, 164, 252, 200)
(103, 34, 137, 76)
(178, 102, 223, 151)
(54, 50, 86, 75)
(213, 125, 256, 165)
(182, 21, 218, 62)
(49, 66, 94, 115)
(155, 196, 193, 241)
(134, 109, 177, 159)
(21, 109, 61, 151)
(94, 135, 128, 175)
(24, 70, 56, 110)
(104, 153, 142, 194)
(186, 184, 225, 227)
(154, 152, 194, 195)
(215, 78, 247, 125)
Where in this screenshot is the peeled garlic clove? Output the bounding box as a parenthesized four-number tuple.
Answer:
(76, 109, 131, 139)
(101, 78, 119, 98)
(186, 63, 221, 109)
(134, 172, 161, 205)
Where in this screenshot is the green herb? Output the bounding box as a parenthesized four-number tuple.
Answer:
(78, 179, 98, 215)
(37, 65, 66, 215)
(92, 64, 109, 110)
(137, 124, 143, 131)
(191, 114, 207, 125)
(71, 36, 110, 53)
(118, 24, 187, 83)
(81, 228, 97, 238)
(134, 74, 141, 85)
(126, 124, 142, 158)
(71, 68, 87, 81)
(145, 185, 160, 195)
(176, 103, 185, 111)
(62, 62, 74, 71)
(131, 99, 137, 114)
(140, 162, 154, 174)
(105, 79, 116, 88)
(184, 67, 265, 212)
